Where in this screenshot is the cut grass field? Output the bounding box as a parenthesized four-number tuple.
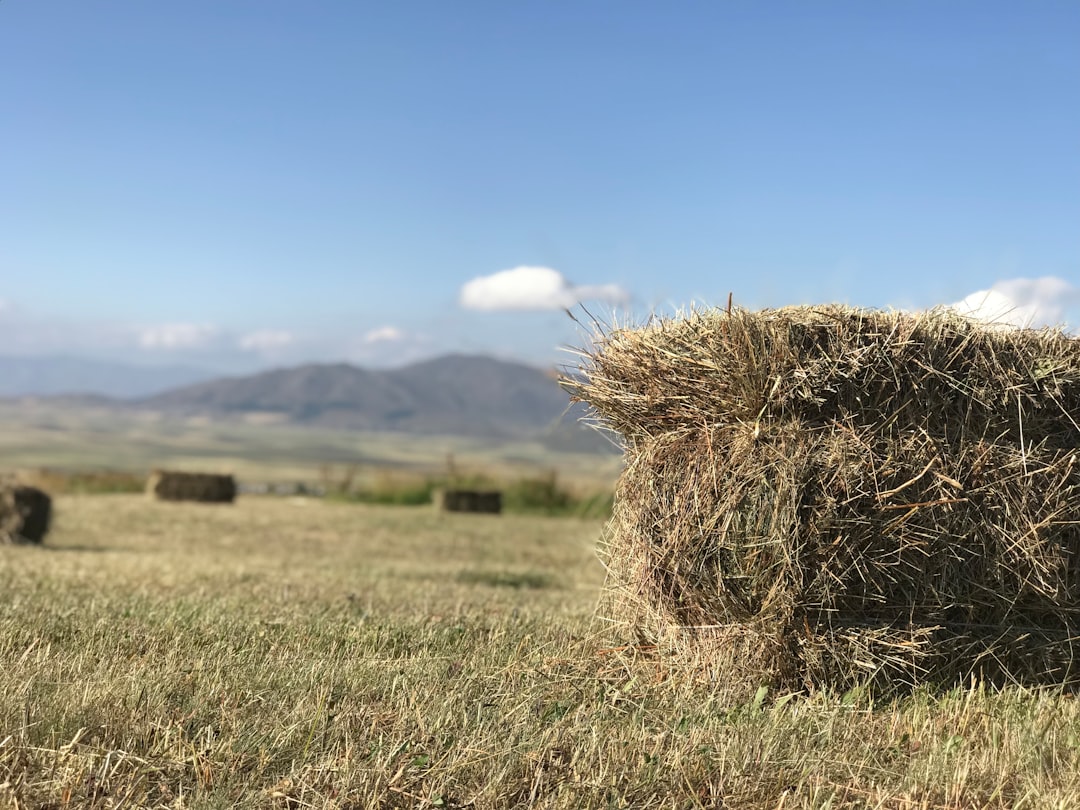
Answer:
(4, 496, 1080, 808)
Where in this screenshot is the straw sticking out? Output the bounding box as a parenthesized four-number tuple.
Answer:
(568, 304, 1080, 691)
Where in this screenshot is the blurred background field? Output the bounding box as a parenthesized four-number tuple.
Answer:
(0, 399, 621, 515)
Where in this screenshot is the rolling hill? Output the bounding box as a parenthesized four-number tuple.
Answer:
(136, 353, 610, 446)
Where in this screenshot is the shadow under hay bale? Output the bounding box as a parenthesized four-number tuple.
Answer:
(569, 304, 1080, 693)
(147, 470, 237, 503)
(1, 484, 51, 544)
(434, 489, 502, 514)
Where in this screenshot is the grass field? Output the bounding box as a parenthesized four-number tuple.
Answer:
(4, 495, 1080, 808)
(0, 402, 622, 491)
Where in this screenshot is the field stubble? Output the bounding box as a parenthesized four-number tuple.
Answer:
(2, 496, 1080, 808)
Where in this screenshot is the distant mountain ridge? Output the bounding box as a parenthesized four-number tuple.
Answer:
(138, 353, 603, 442)
(1, 353, 613, 450)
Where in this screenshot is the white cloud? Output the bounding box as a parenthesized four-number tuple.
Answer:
(947, 276, 1080, 330)
(459, 265, 629, 312)
(137, 322, 220, 350)
(0, 297, 12, 315)
(363, 325, 406, 344)
(238, 329, 295, 351)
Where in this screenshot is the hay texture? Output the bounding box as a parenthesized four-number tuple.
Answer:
(570, 304, 1080, 691)
(0, 484, 52, 544)
(435, 489, 503, 514)
(147, 470, 237, 503)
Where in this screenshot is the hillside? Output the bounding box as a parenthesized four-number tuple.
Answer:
(138, 353, 605, 443)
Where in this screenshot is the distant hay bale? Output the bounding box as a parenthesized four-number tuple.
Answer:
(435, 489, 503, 514)
(0, 484, 52, 544)
(147, 470, 237, 503)
(569, 304, 1080, 692)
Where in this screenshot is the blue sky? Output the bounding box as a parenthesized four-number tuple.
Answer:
(2, 1, 1078, 372)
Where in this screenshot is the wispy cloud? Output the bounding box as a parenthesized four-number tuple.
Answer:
(459, 266, 629, 312)
(238, 329, 295, 351)
(948, 276, 1080, 330)
(0, 298, 449, 370)
(345, 325, 433, 366)
(137, 323, 220, 350)
(363, 326, 406, 344)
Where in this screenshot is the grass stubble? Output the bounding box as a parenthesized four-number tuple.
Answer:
(1, 496, 1080, 808)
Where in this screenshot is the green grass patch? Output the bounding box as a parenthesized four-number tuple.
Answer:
(18, 467, 147, 494)
(328, 467, 614, 518)
(454, 569, 557, 589)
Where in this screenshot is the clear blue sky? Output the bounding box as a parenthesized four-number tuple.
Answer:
(2, 1, 1078, 371)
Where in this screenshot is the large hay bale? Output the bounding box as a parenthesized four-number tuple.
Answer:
(0, 484, 52, 544)
(147, 470, 237, 503)
(435, 489, 503, 514)
(569, 304, 1080, 691)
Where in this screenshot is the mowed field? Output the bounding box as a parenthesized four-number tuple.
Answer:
(4, 496, 1080, 808)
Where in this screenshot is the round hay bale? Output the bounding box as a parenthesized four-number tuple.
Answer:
(0, 484, 52, 544)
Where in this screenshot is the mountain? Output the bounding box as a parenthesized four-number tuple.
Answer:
(0, 354, 216, 398)
(138, 353, 607, 442)
(0, 353, 616, 450)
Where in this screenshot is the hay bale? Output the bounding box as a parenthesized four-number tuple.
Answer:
(0, 484, 52, 544)
(435, 489, 503, 514)
(569, 304, 1080, 691)
(147, 470, 237, 503)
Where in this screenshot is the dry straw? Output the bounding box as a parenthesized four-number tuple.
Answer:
(568, 304, 1080, 691)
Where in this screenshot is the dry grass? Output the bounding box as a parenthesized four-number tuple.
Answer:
(569, 304, 1080, 691)
(4, 496, 1080, 807)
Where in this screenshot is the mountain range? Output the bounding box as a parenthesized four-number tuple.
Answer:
(1, 353, 614, 451)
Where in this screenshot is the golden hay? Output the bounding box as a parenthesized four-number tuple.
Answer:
(146, 470, 237, 503)
(568, 304, 1080, 691)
